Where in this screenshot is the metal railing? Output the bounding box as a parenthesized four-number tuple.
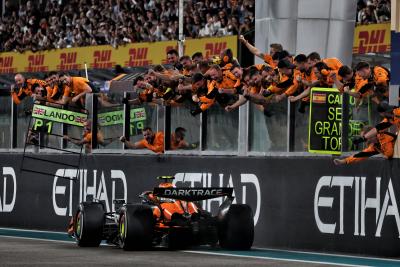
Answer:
(0, 89, 380, 156)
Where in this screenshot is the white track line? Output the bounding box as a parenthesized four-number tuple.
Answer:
(0, 227, 65, 234)
(182, 250, 369, 267)
(0, 235, 73, 244)
(252, 247, 400, 263)
(1, 235, 360, 267)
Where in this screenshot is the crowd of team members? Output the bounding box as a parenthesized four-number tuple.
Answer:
(120, 35, 391, 118)
(10, 34, 399, 159)
(11, 71, 93, 109)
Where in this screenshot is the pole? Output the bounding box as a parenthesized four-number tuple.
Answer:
(178, 0, 184, 57)
(123, 92, 131, 149)
(287, 99, 296, 152)
(164, 106, 171, 151)
(11, 97, 17, 148)
(341, 93, 349, 152)
(84, 62, 89, 80)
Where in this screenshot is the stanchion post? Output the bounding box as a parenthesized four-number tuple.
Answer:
(342, 93, 350, 152)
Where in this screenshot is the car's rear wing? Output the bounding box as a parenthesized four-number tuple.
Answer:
(153, 187, 233, 201)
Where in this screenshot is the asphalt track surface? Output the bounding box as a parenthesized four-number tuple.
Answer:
(0, 228, 400, 267)
(0, 236, 321, 267)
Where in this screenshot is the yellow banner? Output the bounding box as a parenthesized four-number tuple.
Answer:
(0, 36, 237, 74)
(353, 23, 390, 54)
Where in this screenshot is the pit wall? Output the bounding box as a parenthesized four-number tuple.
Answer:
(0, 153, 399, 256)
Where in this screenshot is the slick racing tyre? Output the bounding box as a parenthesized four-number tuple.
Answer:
(74, 202, 105, 247)
(218, 204, 254, 250)
(119, 204, 154, 250)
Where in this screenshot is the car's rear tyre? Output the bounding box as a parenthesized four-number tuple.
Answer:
(74, 202, 105, 247)
(119, 204, 154, 250)
(218, 204, 254, 250)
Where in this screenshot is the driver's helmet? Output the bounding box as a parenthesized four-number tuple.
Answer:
(158, 182, 175, 188)
(156, 176, 176, 189)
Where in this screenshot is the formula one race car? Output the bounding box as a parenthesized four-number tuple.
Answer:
(71, 176, 254, 250)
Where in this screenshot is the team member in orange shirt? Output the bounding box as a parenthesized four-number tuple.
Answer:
(191, 64, 241, 116)
(170, 127, 190, 150)
(44, 72, 68, 103)
(289, 54, 341, 103)
(238, 35, 282, 68)
(288, 54, 317, 112)
(190, 72, 217, 115)
(120, 127, 164, 154)
(167, 49, 180, 69)
(58, 73, 92, 106)
(332, 65, 357, 92)
(179, 56, 194, 76)
(353, 61, 390, 104)
(63, 120, 105, 154)
(209, 64, 241, 91)
(306, 52, 343, 71)
(11, 73, 49, 105)
(268, 59, 300, 102)
(354, 102, 400, 143)
(334, 125, 396, 165)
(312, 61, 338, 88)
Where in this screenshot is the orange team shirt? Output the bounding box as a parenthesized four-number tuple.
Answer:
(337, 73, 361, 94)
(354, 67, 387, 98)
(377, 110, 400, 131)
(170, 133, 187, 150)
(322, 58, 343, 71)
(64, 77, 91, 96)
(83, 132, 92, 143)
(83, 132, 93, 151)
(298, 69, 316, 101)
(394, 108, 400, 128)
(263, 54, 276, 68)
(248, 85, 261, 94)
(49, 84, 65, 100)
(269, 69, 300, 96)
(314, 68, 338, 88)
(137, 132, 164, 153)
(215, 70, 241, 90)
(44, 86, 54, 102)
(199, 80, 217, 111)
(344, 144, 377, 164)
(254, 64, 267, 71)
(221, 62, 233, 71)
(301, 68, 317, 83)
(12, 78, 48, 104)
(83, 131, 104, 144)
(345, 132, 396, 164)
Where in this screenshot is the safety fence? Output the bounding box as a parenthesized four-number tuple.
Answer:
(0, 87, 381, 156)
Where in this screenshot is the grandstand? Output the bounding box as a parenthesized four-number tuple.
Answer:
(0, 0, 253, 52)
(0, 0, 399, 264)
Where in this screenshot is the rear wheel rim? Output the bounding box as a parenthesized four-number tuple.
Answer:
(76, 211, 83, 239)
(119, 213, 126, 240)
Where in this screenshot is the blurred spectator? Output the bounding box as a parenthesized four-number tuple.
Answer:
(356, 0, 390, 25)
(0, 0, 255, 53)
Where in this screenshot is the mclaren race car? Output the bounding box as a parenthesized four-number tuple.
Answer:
(71, 176, 254, 250)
